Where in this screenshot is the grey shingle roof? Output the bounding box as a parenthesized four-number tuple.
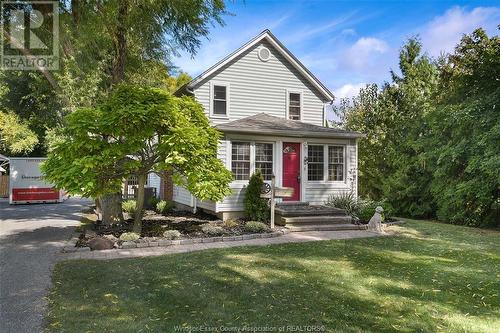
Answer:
(215, 113, 365, 139)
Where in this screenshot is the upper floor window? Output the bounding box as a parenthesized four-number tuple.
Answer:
(212, 84, 228, 117)
(288, 91, 301, 120)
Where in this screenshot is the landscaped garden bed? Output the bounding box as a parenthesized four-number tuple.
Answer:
(66, 201, 284, 252)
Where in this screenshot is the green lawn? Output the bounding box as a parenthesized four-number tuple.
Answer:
(46, 220, 499, 333)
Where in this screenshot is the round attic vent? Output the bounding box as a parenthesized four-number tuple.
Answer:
(258, 47, 271, 62)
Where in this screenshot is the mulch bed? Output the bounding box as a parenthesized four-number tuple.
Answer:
(76, 209, 279, 248)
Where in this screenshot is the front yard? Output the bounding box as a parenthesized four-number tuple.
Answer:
(46, 220, 499, 332)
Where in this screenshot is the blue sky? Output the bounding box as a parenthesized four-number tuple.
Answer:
(174, 0, 499, 100)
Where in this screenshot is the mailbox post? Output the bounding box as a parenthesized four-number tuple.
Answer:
(270, 174, 276, 229)
(261, 174, 294, 229)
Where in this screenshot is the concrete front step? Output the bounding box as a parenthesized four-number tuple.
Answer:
(285, 224, 367, 232)
(275, 205, 347, 217)
(283, 215, 352, 225)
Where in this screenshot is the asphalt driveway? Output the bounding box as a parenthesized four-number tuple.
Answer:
(0, 197, 91, 333)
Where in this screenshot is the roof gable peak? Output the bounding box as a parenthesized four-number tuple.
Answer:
(181, 29, 334, 101)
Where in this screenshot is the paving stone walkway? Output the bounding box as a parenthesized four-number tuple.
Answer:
(59, 229, 381, 260)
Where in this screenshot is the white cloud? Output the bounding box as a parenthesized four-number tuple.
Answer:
(284, 12, 357, 44)
(335, 83, 366, 100)
(341, 28, 356, 36)
(341, 37, 389, 70)
(172, 38, 231, 75)
(420, 6, 500, 57)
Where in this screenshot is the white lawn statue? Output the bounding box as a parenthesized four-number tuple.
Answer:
(367, 206, 384, 233)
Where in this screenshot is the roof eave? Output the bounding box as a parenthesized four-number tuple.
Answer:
(216, 127, 365, 139)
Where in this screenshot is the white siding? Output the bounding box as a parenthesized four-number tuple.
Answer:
(213, 135, 357, 214)
(147, 173, 161, 197)
(192, 40, 327, 127)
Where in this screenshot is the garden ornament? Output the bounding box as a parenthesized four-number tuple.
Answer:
(367, 206, 384, 233)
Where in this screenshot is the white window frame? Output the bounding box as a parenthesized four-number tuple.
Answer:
(229, 140, 275, 184)
(286, 89, 303, 121)
(307, 144, 346, 183)
(210, 81, 230, 118)
(327, 145, 346, 182)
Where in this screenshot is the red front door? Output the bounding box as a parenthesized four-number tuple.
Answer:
(282, 142, 301, 201)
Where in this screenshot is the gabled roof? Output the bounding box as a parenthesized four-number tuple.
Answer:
(177, 29, 335, 101)
(216, 113, 364, 139)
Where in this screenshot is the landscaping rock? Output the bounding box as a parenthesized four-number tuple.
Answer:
(103, 234, 119, 243)
(136, 242, 149, 248)
(84, 229, 97, 238)
(76, 247, 90, 252)
(158, 239, 172, 247)
(88, 237, 114, 251)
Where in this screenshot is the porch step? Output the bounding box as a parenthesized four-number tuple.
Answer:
(283, 215, 352, 225)
(276, 201, 309, 207)
(275, 205, 346, 217)
(285, 224, 367, 232)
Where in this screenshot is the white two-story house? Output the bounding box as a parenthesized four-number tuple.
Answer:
(172, 29, 363, 220)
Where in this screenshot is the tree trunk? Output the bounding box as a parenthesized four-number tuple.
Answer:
(111, 0, 128, 84)
(132, 173, 147, 234)
(99, 193, 124, 225)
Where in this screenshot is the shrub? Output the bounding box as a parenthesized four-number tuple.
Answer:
(122, 200, 137, 216)
(156, 200, 174, 215)
(325, 191, 359, 217)
(119, 232, 140, 242)
(223, 219, 239, 228)
(244, 221, 269, 233)
(148, 196, 160, 209)
(244, 171, 270, 222)
(201, 224, 224, 236)
(162, 230, 181, 240)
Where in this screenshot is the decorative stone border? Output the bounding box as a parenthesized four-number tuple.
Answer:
(62, 230, 287, 253)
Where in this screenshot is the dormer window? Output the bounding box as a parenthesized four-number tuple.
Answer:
(212, 83, 229, 117)
(287, 91, 302, 120)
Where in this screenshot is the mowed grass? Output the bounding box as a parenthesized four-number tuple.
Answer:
(46, 220, 499, 333)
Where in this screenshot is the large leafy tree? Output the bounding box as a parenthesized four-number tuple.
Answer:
(42, 85, 233, 232)
(341, 38, 438, 217)
(1, 0, 225, 151)
(0, 111, 39, 155)
(427, 29, 499, 227)
(338, 29, 498, 227)
(2, 0, 225, 222)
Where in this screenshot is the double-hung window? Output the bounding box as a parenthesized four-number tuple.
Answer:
(255, 143, 273, 180)
(212, 84, 228, 116)
(288, 92, 301, 120)
(307, 145, 324, 181)
(308, 145, 345, 181)
(231, 142, 273, 181)
(328, 146, 344, 181)
(231, 142, 250, 180)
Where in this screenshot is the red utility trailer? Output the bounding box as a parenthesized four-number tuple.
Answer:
(9, 158, 65, 204)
